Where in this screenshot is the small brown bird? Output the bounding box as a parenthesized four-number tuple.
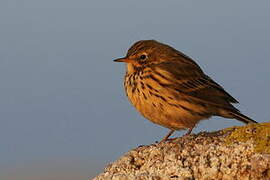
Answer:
(114, 40, 257, 142)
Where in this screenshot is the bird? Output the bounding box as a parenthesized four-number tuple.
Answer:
(114, 40, 257, 142)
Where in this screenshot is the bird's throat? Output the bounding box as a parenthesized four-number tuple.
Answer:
(126, 63, 140, 74)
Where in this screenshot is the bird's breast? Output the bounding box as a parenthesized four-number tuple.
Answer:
(123, 68, 211, 130)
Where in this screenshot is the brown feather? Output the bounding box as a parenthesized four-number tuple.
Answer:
(152, 61, 238, 108)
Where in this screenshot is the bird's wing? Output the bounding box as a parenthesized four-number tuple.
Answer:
(152, 61, 238, 108)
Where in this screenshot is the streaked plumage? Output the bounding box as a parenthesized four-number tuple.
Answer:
(114, 40, 257, 142)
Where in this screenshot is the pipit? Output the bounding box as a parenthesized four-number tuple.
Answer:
(114, 40, 257, 142)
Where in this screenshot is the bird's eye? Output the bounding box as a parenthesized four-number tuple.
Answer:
(139, 54, 147, 60)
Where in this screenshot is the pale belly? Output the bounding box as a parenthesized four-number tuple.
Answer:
(125, 82, 210, 130)
(123, 66, 212, 130)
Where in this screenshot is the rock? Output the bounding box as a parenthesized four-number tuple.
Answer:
(93, 123, 270, 180)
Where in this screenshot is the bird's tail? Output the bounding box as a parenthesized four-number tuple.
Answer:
(231, 111, 257, 124)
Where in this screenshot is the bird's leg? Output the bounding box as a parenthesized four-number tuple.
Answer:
(159, 126, 195, 143)
(184, 125, 195, 136)
(159, 130, 175, 143)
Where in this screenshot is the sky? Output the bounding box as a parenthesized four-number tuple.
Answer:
(0, 1, 269, 180)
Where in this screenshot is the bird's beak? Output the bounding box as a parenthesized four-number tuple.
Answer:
(113, 57, 133, 63)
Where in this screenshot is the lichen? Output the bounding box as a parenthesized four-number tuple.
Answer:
(224, 122, 270, 153)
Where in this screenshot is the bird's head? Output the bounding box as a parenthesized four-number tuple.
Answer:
(114, 40, 177, 68)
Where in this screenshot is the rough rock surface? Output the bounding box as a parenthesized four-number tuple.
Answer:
(93, 123, 270, 180)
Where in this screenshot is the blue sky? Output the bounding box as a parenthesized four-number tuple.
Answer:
(0, 1, 269, 179)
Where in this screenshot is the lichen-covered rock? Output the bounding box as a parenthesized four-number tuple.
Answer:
(93, 123, 270, 180)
